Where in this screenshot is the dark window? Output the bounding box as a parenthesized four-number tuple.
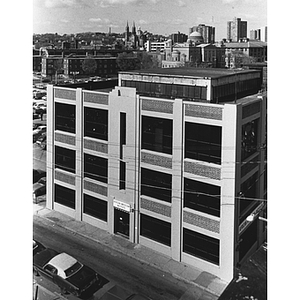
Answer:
(165, 84, 172, 98)
(184, 178, 220, 217)
(142, 116, 172, 155)
(84, 107, 108, 140)
(54, 184, 75, 209)
(140, 214, 171, 246)
(55, 102, 75, 133)
(185, 122, 222, 164)
(119, 161, 126, 190)
(239, 219, 258, 261)
(83, 194, 107, 221)
(241, 119, 258, 161)
(84, 153, 108, 183)
(120, 113, 126, 145)
(44, 265, 58, 275)
(188, 86, 195, 98)
(141, 168, 172, 202)
(240, 172, 259, 215)
(183, 228, 219, 265)
(55, 146, 75, 173)
(120, 112, 126, 159)
(201, 86, 207, 99)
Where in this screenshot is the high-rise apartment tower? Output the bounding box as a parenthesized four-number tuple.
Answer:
(227, 17, 247, 42)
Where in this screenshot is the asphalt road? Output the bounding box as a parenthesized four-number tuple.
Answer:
(33, 217, 207, 300)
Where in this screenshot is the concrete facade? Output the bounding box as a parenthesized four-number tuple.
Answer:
(46, 69, 266, 283)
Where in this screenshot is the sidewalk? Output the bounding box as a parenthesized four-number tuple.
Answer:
(33, 280, 68, 300)
(33, 203, 228, 299)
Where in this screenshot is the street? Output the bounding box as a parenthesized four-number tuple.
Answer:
(34, 216, 208, 300)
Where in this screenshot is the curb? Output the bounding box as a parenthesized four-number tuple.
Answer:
(34, 212, 223, 298)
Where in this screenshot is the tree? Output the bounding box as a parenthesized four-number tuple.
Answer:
(227, 50, 257, 69)
(82, 56, 97, 75)
(116, 52, 140, 71)
(116, 51, 162, 71)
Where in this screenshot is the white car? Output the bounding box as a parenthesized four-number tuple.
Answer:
(33, 101, 47, 110)
(33, 251, 107, 297)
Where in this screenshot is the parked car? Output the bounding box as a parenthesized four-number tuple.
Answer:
(33, 169, 46, 183)
(33, 177, 46, 200)
(33, 123, 40, 130)
(33, 100, 46, 109)
(33, 240, 46, 256)
(33, 250, 108, 297)
(36, 133, 46, 150)
(34, 107, 47, 119)
(33, 125, 46, 142)
(33, 91, 47, 99)
(33, 111, 40, 120)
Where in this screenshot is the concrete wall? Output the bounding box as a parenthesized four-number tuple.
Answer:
(46, 84, 265, 283)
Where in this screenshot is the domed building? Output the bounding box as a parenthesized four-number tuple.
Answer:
(189, 31, 204, 44)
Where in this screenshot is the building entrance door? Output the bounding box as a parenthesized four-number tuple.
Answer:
(114, 209, 129, 238)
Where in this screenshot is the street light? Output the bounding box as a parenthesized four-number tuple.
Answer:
(246, 214, 267, 222)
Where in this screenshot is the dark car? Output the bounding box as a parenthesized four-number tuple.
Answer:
(33, 250, 108, 297)
(33, 240, 46, 256)
(36, 133, 46, 150)
(33, 177, 46, 201)
(33, 125, 46, 143)
(33, 169, 46, 183)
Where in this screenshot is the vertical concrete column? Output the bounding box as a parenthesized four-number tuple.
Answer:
(107, 89, 121, 235)
(220, 103, 238, 282)
(171, 98, 184, 261)
(75, 88, 83, 221)
(133, 94, 141, 244)
(46, 85, 54, 210)
(258, 96, 267, 244)
(107, 87, 138, 242)
(206, 79, 212, 101)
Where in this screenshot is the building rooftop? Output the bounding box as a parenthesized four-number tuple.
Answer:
(227, 91, 266, 105)
(224, 41, 267, 48)
(120, 67, 260, 79)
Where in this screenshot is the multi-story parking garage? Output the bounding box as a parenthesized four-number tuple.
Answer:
(45, 67, 266, 282)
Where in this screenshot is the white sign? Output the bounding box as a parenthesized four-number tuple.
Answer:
(113, 199, 131, 212)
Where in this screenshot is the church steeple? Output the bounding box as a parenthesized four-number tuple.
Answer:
(132, 21, 136, 35)
(125, 21, 130, 41)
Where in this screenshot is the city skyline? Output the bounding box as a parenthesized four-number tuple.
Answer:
(33, 0, 267, 41)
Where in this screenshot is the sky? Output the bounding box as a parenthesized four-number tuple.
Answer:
(33, 0, 267, 41)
